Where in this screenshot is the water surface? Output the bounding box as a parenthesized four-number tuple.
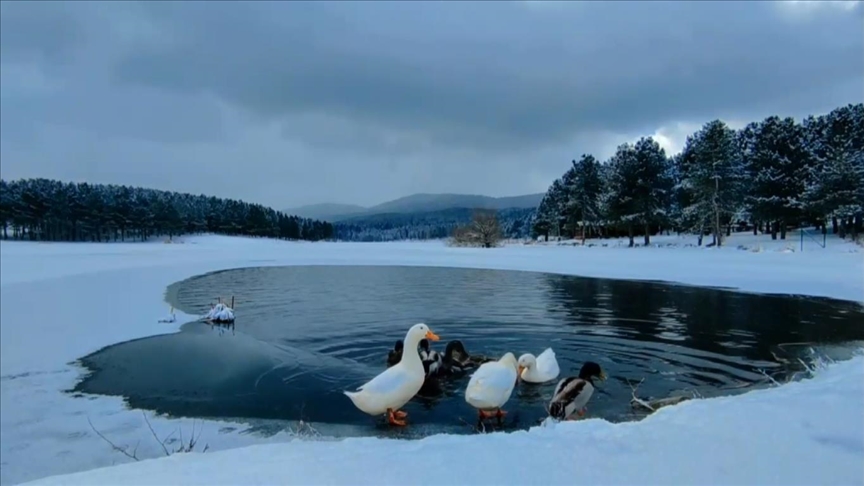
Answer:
(73, 265, 864, 437)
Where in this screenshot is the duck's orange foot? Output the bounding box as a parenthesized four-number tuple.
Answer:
(478, 409, 507, 422)
(387, 409, 407, 426)
(478, 409, 496, 420)
(577, 408, 586, 417)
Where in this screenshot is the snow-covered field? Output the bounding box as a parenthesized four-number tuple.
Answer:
(1, 232, 862, 485)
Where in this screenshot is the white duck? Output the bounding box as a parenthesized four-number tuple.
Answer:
(344, 323, 440, 426)
(517, 348, 560, 383)
(464, 352, 519, 422)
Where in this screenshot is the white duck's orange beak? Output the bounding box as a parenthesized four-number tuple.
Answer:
(517, 365, 524, 380)
(425, 330, 440, 341)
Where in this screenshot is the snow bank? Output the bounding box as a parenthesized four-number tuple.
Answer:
(21, 356, 864, 486)
(1, 234, 862, 485)
(526, 229, 861, 254)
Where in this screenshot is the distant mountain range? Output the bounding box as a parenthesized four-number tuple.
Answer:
(285, 193, 544, 222)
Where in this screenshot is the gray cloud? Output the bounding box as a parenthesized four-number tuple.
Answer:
(1, 1, 861, 208)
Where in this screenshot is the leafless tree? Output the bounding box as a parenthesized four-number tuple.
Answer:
(450, 209, 502, 248)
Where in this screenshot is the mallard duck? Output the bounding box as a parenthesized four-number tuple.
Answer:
(386, 339, 404, 367)
(422, 340, 493, 377)
(464, 352, 519, 422)
(517, 348, 561, 383)
(548, 361, 606, 421)
(440, 340, 488, 374)
(465, 353, 497, 367)
(345, 323, 440, 426)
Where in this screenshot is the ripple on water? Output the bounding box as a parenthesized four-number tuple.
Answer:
(71, 265, 864, 438)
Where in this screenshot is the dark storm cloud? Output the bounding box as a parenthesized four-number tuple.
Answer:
(109, 1, 864, 149)
(0, 1, 861, 207)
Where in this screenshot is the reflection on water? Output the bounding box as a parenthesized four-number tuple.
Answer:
(72, 266, 864, 438)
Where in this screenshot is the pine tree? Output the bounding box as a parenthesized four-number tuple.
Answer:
(559, 167, 580, 237)
(734, 121, 760, 234)
(568, 154, 605, 243)
(631, 137, 674, 245)
(803, 104, 864, 238)
(667, 152, 686, 233)
(531, 193, 556, 241)
(547, 178, 567, 238)
(748, 116, 810, 240)
(679, 119, 741, 246)
(605, 143, 640, 246)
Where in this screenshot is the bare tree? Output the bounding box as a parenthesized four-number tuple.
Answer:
(473, 209, 502, 248)
(450, 209, 502, 248)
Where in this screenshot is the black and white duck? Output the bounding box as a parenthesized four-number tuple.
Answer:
(548, 361, 606, 421)
(420, 339, 494, 377)
(419, 338, 443, 374)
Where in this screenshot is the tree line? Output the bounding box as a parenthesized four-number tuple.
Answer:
(0, 178, 334, 242)
(334, 207, 534, 242)
(532, 103, 864, 247)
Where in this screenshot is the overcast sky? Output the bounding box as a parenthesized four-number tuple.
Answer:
(1, 1, 861, 209)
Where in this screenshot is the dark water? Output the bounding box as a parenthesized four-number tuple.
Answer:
(73, 265, 864, 438)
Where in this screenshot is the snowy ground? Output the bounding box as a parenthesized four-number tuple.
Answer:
(1, 232, 862, 485)
(519, 227, 862, 253)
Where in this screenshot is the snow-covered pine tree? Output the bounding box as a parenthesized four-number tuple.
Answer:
(734, 121, 760, 234)
(667, 152, 686, 234)
(531, 191, 556, 241)
(631, 137, 673, 245)
(0, 179, 10, 239)
(748, 116, 810, 240)
(559, 166, 580, 237)
(596, 159, 615, 238)
(674, 135, 708, 241)
(604, 142, 640, 246)
(548, 178, 568, 238)
(568, 154, 604, 243)
(802, 103, 864, 238)
(679, 119, 741, 246)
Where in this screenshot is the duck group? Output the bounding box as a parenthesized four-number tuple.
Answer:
(344, 322, 607, 427)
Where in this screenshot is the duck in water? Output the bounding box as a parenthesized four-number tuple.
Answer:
(386, 339, 404, 367)
(421, 339, 495, 377)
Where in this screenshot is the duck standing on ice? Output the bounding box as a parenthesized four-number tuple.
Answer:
(548, 361, 606, 421)
(345, 323, 440, 426)
(464, 352, 519, 424)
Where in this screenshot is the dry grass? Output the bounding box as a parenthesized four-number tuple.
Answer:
(87, 412, 209, 462)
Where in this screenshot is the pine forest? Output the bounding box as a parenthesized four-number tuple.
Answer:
(531, 103, 864, 247)
(0, 179, 334, 242)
